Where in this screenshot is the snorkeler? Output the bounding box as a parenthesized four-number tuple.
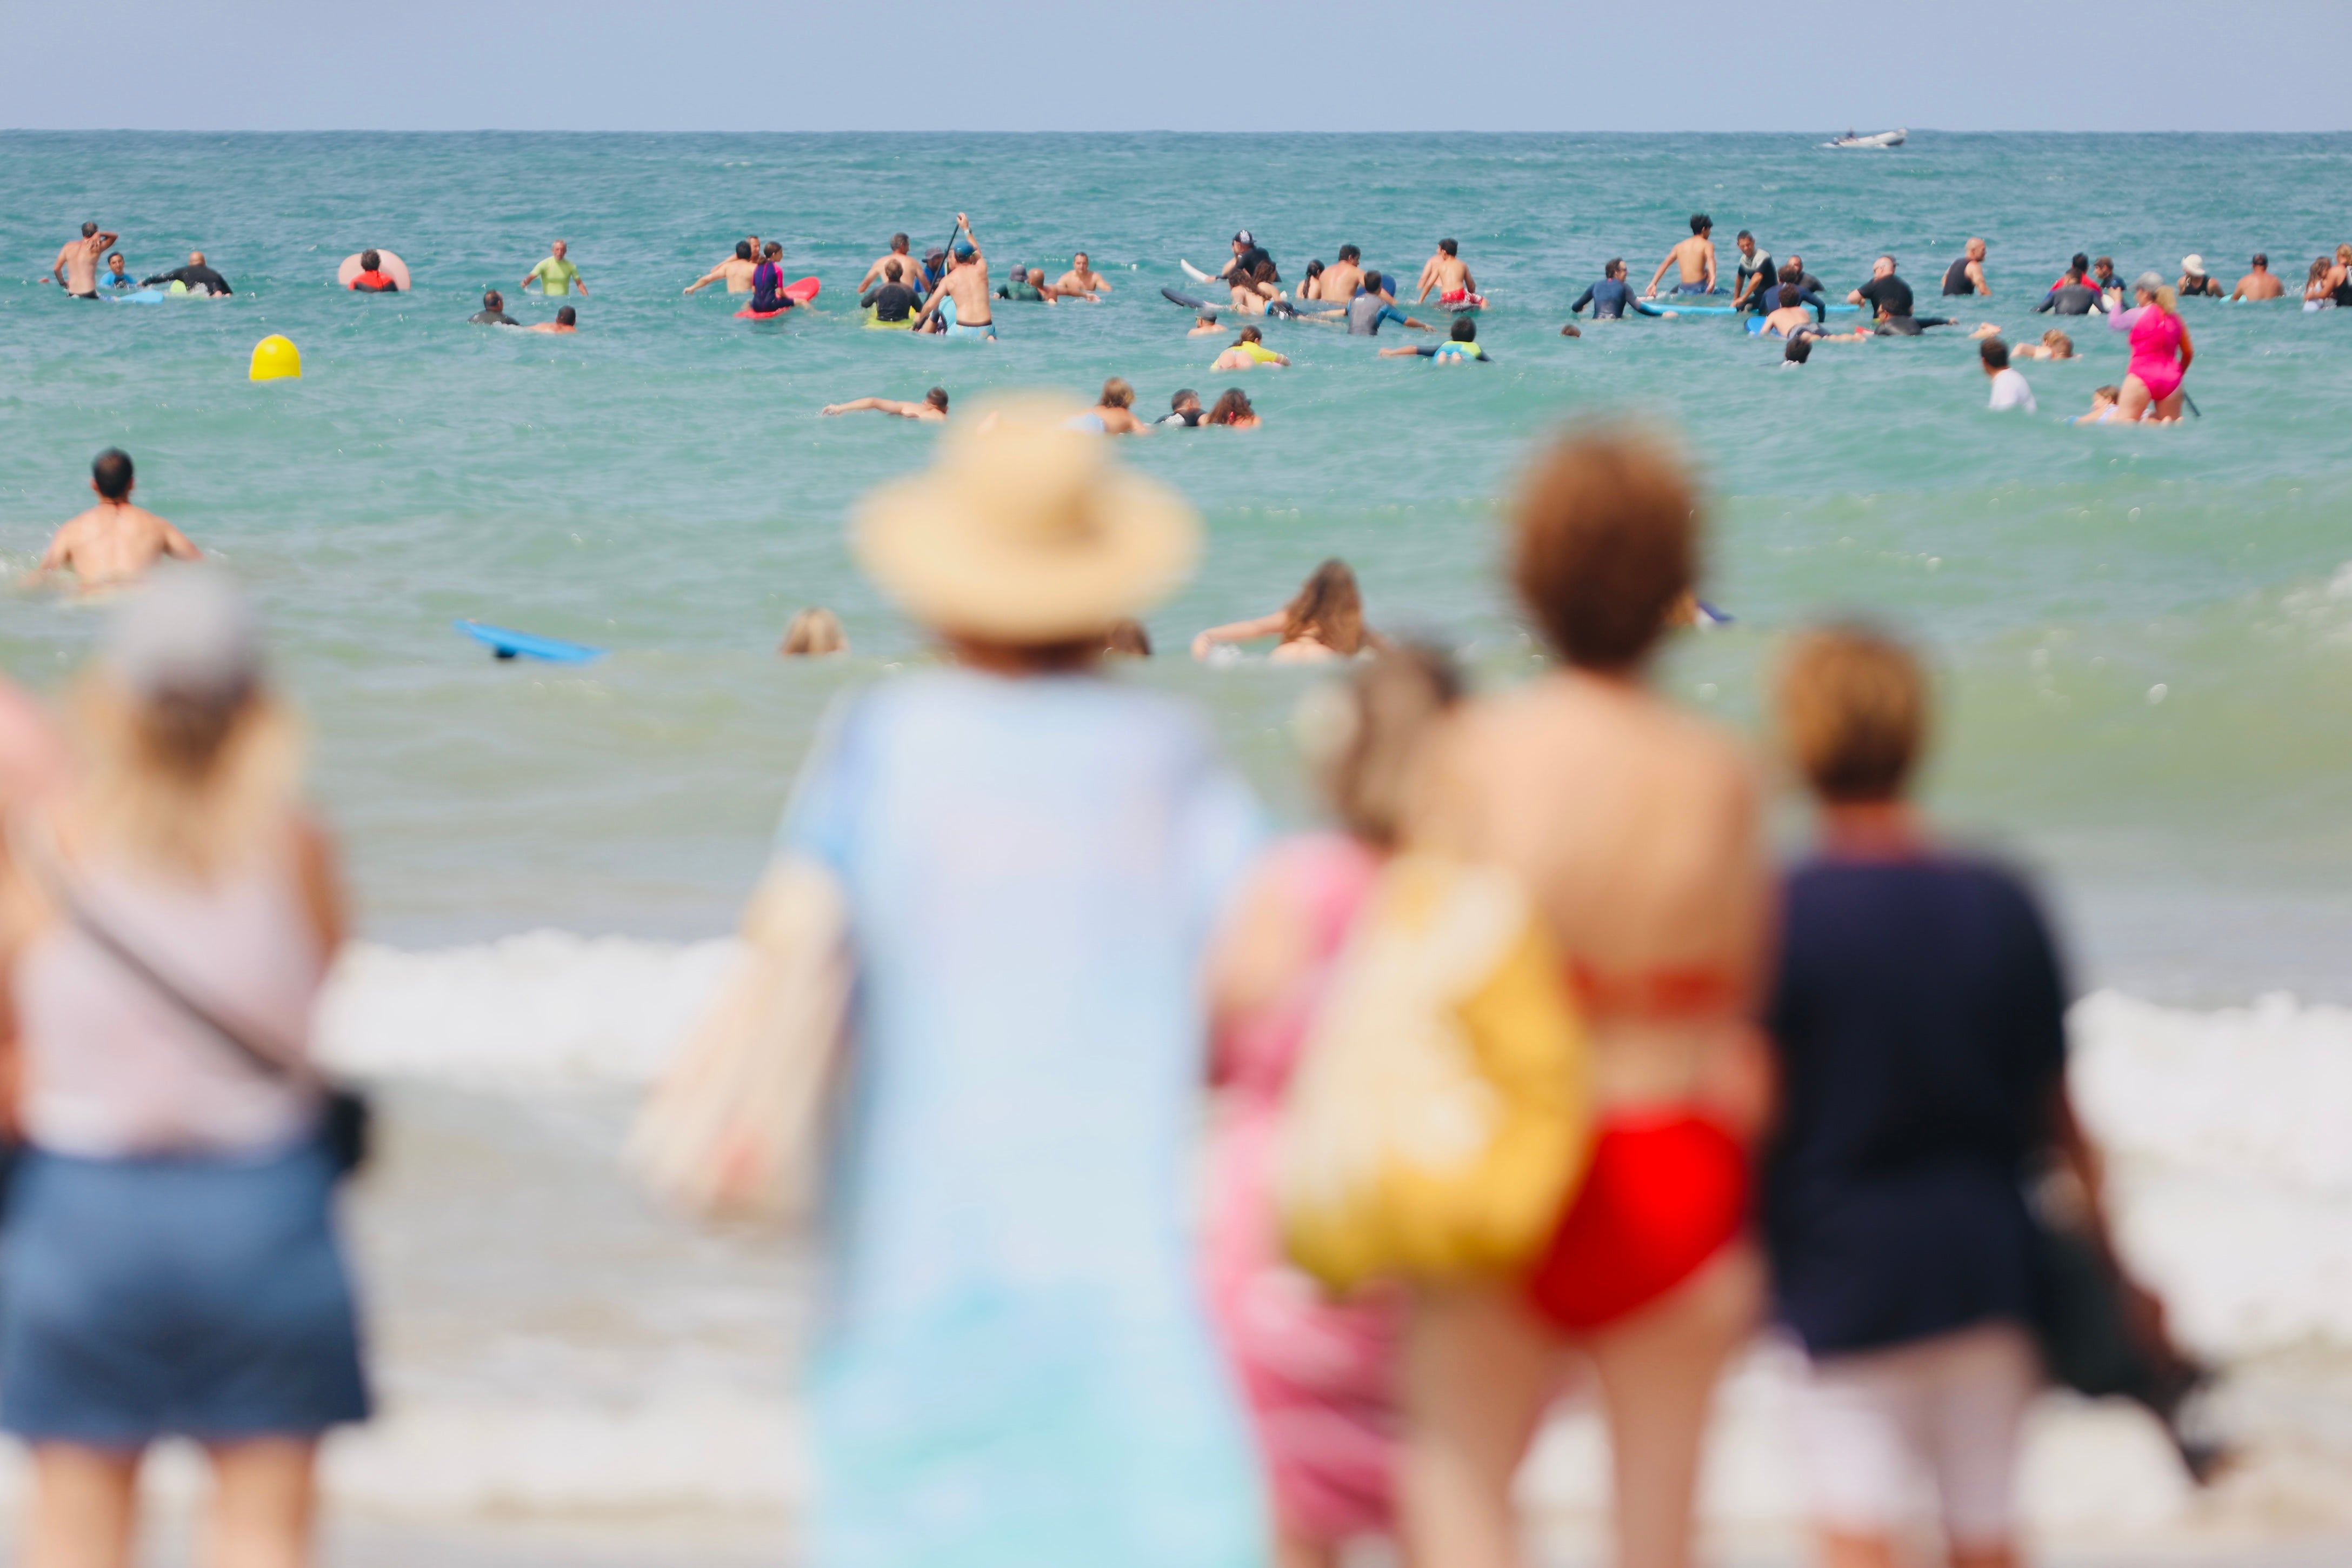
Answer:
(822, 389, 950, 422)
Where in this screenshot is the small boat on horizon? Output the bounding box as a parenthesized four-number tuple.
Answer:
(1825, 128, 1907, 149)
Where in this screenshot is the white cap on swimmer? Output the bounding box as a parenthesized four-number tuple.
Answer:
(105, 565, 262, 703)
(1234, 230, 1254, 246)
(2181, 255, 2206, 276)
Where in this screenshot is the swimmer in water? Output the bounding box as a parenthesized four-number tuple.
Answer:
(1212, 325, 1288, 370)
(27, 449, 202, 591)
(50, 221, 118, 298)
(2071, 385, 2124, 425)
(857, 233, 918, 293)
(470, 290, 519, 325)
(1643, 213, 1718, 297)
(1158, 389, 1206, 426)
(1997, 328, 2075, 360)
(523, 238, 585, 297)
(1315, 245, 1365, 302)
(780, 608, 849, 657)
(1415, 238, 1477, 306)
(102, 253, 134, 291)
(1941, 237, 1991, 298)
(1378, 315, 1494, 362)
(2175, 256, 2224, 298)
(1076, 378, 1150, 435)
(2302, 256, 2335, 307)
(1190, 559, 1375, 663)
(1189, 312, 1224, 337)
(348, 250, 401, 292)
(2106, 272, 2193, 421)
(527, 305, 579, 333)
(913, 215, 996, 339)
(1053, 251, 1111, 297)
(1729, 231, 1776, 312)
(1207, 388, 1261, 429)
(744, 242, 797, 315)
(2231, 253, 2284, 301)
(684, 241, 759, 295)
(1757, 285, 1825, 339)
(861, 260, 923, 325)
(822, 388, 951, 422)
(1569, 259, 1666, 321)
(1224, 262, 1289, 317)
(2037, 266, 2105, 317)
(142, 251, 233, 297)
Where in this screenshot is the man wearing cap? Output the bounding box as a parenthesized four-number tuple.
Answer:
(29, 449, 202, 591)
(1217, 229, 1275, 286)
(2231, 253, 2285, 301)
(2176, 256, 2224, 297)
(912, 212, 995, 338)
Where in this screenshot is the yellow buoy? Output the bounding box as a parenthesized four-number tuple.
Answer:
(249, 335, 301, 382)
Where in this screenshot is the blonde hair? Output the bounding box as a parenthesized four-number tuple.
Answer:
(1100, 378, 1134, 410)
(2042, 330, 2073, 356)
(779, 608, 848, 657)
(61, 673, 303, 880)
(1298, 644, 1462, 848)
(2153, 283, 2178, 313)
(1775, 624, 1928, 804)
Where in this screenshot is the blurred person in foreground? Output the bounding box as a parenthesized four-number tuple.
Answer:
(778, 402, 1268, 1567)
(1764, 626, 2187, 1568)
(1204, 647, 1463, 1568)
(0, 568, 369, 1568)
(1406, 429, 1771, 1568)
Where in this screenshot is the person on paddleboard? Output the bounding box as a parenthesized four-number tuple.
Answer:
(913, 215, 996, 339)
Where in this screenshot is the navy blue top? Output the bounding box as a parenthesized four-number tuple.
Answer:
(1570, 277, 1661, 318)
(1762, 853, 2069, 1357)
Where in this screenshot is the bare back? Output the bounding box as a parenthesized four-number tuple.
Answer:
(40, 503, 201, 588)
(1319, 261, 1363, 301)
(1415, 672, 1768, 1107)
(54, 236, 105, 293)
(1671, 236, 1714, 283)
(941, 258, 994, 324)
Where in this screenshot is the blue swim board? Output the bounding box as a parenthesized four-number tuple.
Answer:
(105, 289, 168, 304)
(456, 619, 605, 664)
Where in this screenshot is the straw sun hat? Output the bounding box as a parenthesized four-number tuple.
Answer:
(854, 398, 1200, 643)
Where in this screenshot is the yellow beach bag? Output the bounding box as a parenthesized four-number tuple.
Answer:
(1277, 854, 1592, 1294)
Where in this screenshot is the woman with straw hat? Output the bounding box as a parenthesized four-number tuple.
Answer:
(779, 401, 1268, 1567)
(0, 568, 369, 1568)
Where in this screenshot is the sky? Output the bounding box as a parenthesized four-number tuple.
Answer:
(4, 0, 2348, 132)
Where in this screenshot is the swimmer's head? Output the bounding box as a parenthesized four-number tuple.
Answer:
(1872, 254, 1895, 277)
(763, 242, 783, 259)
(1196, 313, 1216, 328)
(2338, 243, 2352, 265)
(189, 251, 205, 266)
(1233, 229, 1253, 248)
(953, 242, 975, 262)
(1605, 258, 1627, 279)
(361, 249, 381, 271)
(482, 290, 504, 309)
(1170, 389, 1200, 412)
(1736, 230, 1754, 251)
(1689, 214, 1711, 236)
(2094, 256, 2114, 275)
(1450, 317, 1476, 342)
(1101, 378, 1134, 410)
(890, 231, 909, 252)
(2042, 330, 2073, 356)
(1072, 251, 1089, 270)
(2092, 385, 2119, 406)
(1978, 337, 2010, 371)
(556, 305, 576, 326)
(1778, 285, 1800, 308)
(2064, 264, 2086, 283)
(92, 448, 134, 502)
(1439, 238, 1457, 257)
(551, 239, 568, 258)
(1784, 336, 1813, 365)
(1338, 244, 1361, 263)
(1363, 270, 1384, 295)
(1282, 559, 1368, 657)
(884, 259, 902, 282)
(2071, 253, 2090, 275)
(735, 241, 754, 261)
(1303, 259, 1324, 280)
(2132, 270, 2164, 298)
(1776, 623, 1929, 806)
(1238, 325, 1263, 344)
(82, 221, 98, 238)
(779, 607, 848, 658)
(1210, 388, 1254, 425)
(1028, 268, 1046, 285)
(925, 388, 949, 412)
(1512, 427, 1698, 674)
(2251, 252, 2268, 269)
(1965, 237, 1986, 259)
(106, 252, 123, 269)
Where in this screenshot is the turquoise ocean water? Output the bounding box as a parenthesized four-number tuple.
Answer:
(5, 130, 2351, 987)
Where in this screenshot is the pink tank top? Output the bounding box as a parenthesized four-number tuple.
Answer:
(15, 844, 328, 1157)
(2128, 306, 2183, 380)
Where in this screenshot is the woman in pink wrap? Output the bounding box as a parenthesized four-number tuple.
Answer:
(2107, 271, 2194, 422)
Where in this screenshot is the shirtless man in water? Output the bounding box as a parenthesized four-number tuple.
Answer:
(1415, 238, 1476, 305)
(822, 389, 950, 422)
(1315, 245, 1365, 302)
(2231, 253, 2286, 301)
(30, 450, 201, 590)
(1054, 251, 1111, 297)
(51, 222, 120, 298)
(684, 241, 759, 295)
(1644, 213, 1719, 297)
(857, 233, 919, 293)
(913, 214, 995, 338)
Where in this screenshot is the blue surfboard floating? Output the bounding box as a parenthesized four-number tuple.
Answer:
(104, 289, 168, 304)
(456, 619, 604, 664)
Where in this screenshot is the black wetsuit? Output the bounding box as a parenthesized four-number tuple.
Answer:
(1735, 251, 1776, 309)
(1855, 275, 1916, 320)
(2037, 283, 2101, 316)
(1873, 315, 1954, 337)
(861, 282, 920, 322)
(1158, 408, 1205, 427)
(468, 307, 519, 325)
(1570, 278, 1662, 319)
(142, 263, 232, 296)
(2333, 275, 2352, 308)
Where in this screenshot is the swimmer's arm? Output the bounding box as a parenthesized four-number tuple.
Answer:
(1642, 252, 1675, 297)
(683, 264, 728, 295)
(2175, 321, 2193, 372)
(1570, 284, 1596, 316)
(1703, 246, 1717, 291)
(912, 278, 950, 323)
(1632, 297, 1664, 318)
(1190, 612, 1287, 660)
(1376, 345, 1423, 357)
(158, 522, 202, 564)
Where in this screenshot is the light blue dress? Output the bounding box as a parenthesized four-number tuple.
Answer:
(779, 669, 1270, 1568)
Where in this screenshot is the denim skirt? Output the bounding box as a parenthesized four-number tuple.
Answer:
(0, 1142, 371, 1445)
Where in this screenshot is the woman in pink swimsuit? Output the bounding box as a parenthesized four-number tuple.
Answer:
(1204, 647, 1462, 1568)
(2107, 271, 2194, 422)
